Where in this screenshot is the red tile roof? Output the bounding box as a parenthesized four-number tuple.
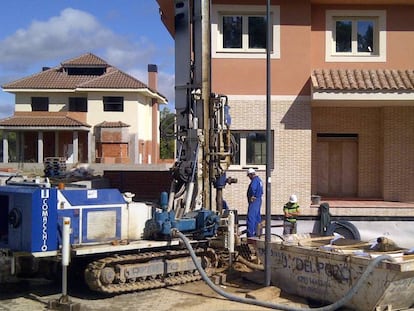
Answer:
(79, 69, 147, 89)
(2, 67, 96, 89)
(0, 112, 90, 128)
(312, 69, 414, 91)
(2, 53, 167, 101)
(61, 53, 108, 67)
(96, 121, 130, 128)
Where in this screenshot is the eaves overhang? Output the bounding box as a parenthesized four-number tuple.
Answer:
(0, 125, 91, 131)
(3, 88, 75, 93)
(311, 68, 414, 104)
(312, 90, 414, 101)
(75, 87, 168, 104)
(3, 87, 168, 104)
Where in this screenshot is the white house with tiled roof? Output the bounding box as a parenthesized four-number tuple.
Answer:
(157, 0, 414, 212)
(1, 53, 167, 166)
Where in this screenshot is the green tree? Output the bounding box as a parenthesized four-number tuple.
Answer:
(159, 107, 175, 159)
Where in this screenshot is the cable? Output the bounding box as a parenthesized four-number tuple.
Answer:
(173, 229, 396, 311)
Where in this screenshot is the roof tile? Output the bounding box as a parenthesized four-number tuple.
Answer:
(79, 69, 147, 89)
(61, 53, 108, 67)
(2, 52, 166, 101)
(312, 69, 414, 92)
(96, 121, 130, 128)
(0, 112, 90, 128)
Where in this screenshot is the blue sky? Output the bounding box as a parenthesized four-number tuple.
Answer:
(0, 0, 175, 119)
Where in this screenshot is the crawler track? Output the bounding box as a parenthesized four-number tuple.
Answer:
(84, 248, 217, 294)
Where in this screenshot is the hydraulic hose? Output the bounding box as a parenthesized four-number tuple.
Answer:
(173, 229, 396, 311)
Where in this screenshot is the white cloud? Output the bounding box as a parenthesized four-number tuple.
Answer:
(0, 7, 176, 118)
(0, 8, 119, 71)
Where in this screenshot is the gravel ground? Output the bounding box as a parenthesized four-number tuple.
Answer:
(0, 271, 309, 311)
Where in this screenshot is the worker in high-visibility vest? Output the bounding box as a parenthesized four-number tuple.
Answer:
(283, 194, 300, 235)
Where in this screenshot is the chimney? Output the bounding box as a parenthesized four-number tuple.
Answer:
(148, 64, 158, 90)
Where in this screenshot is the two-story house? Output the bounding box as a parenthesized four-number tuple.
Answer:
(1, 53, 167, 166)
(157, 0, 414, 213)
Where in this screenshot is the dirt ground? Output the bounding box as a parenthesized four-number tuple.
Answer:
(0, 268, 310, 311)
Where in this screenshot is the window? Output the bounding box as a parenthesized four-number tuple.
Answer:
(31, 97, 49, 111)
(66, 67, 106, 76)
(222, 15, 266, 50)
(212, 5, 280, 59)
(103, 96, 124, 112)
(231, 131, 274, 168)
(326, 10, 386, 62)
(69, 97, 87, 112)
(335, 19, 374, 53)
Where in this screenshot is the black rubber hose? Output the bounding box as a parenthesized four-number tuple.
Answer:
(173, 229, 396, 311)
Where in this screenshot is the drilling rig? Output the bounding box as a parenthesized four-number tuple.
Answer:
(0, 0, 238, 294)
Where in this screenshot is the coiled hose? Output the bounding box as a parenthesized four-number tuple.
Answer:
(173, 229, 395, 311)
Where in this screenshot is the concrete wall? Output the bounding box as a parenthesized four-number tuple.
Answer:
(224, 96, 312, 215)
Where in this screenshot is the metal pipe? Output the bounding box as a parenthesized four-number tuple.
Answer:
(167, 181, 176, 211)
(201, 0, 211, 211)
(264, 0, 272, 287)
(228, 211, 235, 254)
(184, 142, 200, 214)
(61, 217, 71, 298)
(216, 188, 223, 214)
(184, 181, 195, 214)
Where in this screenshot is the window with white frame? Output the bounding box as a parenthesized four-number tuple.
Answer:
(326, 10, 386, 62)
(212, 5, 280, 59)
(231, 131, 274, 169)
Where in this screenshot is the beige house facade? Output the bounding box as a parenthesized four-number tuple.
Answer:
(1, 53, 167, 167)
(157, 0, 414, 213)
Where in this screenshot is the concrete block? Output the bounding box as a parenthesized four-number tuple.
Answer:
(48, 296, 81, 311)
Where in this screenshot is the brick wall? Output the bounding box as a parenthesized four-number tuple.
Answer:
(223, 97, 312, 215)
(312, 107, 382, 198)
(383, 107, 414, 202)
(96, 142, 130, 164)
(312, 106, 414, 202)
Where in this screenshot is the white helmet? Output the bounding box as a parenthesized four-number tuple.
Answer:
(289, 194, 298, 203)
(247, 168, 256, 175)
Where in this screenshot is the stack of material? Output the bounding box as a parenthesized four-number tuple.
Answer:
(44, 157, 67, 177)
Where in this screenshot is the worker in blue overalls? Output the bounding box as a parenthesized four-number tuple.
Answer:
(246, 168, 263, 237)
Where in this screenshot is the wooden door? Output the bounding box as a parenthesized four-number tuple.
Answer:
(316, 136, 358, 197)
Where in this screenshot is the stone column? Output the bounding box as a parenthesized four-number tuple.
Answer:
(2, 131, 8, 163)
(38, 131, 43, 163)
(73, 131, 79, 163)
